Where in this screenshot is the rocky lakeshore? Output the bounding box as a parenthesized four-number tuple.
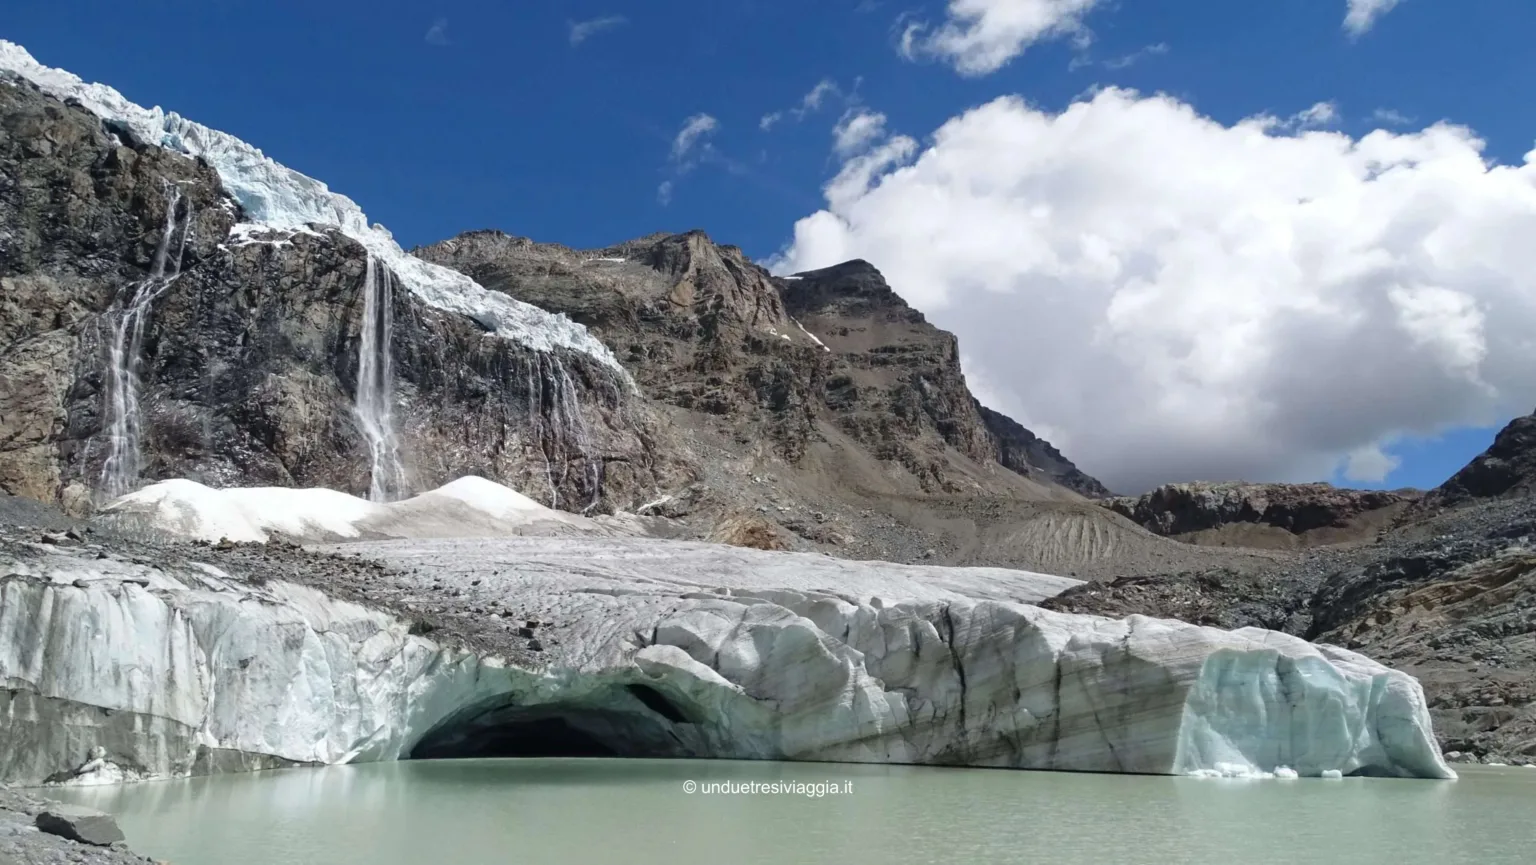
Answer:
(1, 785, 150, 865)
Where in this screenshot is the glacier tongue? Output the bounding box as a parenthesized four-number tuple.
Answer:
(0, 534, 1455, 786)
(0, 40, 625, 374)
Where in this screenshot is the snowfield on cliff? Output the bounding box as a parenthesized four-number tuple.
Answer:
(0, 481, 1455, 786)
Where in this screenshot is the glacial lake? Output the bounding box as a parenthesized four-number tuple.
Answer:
(50, 759, 1535, 865)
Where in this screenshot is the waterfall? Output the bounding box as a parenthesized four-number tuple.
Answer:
(355, 255, 406, 502)
(99, 183, 193, 500)
(551, 355, 603, 513)
(527, 353, 603, 512)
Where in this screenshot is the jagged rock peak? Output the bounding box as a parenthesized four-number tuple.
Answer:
(779, 258, 919, 319)
(977, 403, 1112, 498)
(1423, 409, 1536, 508)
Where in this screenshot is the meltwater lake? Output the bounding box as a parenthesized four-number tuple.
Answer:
(51, 759, 1536, 865)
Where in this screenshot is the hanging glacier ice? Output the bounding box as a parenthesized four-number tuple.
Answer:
(0, 40, 626, 376)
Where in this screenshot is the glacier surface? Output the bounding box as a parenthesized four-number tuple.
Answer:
(0, 529, 1455, 786)
(0, 41, 624, 372)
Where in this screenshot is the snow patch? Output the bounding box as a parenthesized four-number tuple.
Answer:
(99, 476, 605, 543)
(418, 475, 549, 518)
(793, 318, 831, 351)
(0, 40, 626, 375)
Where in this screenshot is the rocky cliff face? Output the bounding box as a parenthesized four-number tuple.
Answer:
(977, 404, 1112, 498)
(1422, 410, 1536, 509)
(777, 259, 1008, 492)
(418, 229, 829, 462)
(1102, 482, 1419, 547)
(0, 75, 678, 513)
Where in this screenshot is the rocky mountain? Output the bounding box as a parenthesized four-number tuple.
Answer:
(1, 50, 1291, 584)
(416, 236, 1106, 498)
(1421, 409, 1536, 509)
(0, 69, 682, 516)
(412, 230, 1224, 574)
(977, 404, 1112, 498)
(1102, 482, 1420, 549)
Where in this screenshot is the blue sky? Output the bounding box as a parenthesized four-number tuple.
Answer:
(5, 0, 1533, 492)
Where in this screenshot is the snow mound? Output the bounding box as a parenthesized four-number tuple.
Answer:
(105, 479, 380, 543)
(99, 477, 611, 543)
(422, 475, 549, 517)
(0, 41, 625, 375)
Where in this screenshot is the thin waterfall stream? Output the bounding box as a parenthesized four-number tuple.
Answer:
(99, 182, 193, 500)
(355, 255, 406, 502)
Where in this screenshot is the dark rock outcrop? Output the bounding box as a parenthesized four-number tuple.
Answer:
(977, 403, 1111, 498)
(1102, 482, 1418, 543)
(1422, 410, 1536, 508)
(0, 76, 679, 513)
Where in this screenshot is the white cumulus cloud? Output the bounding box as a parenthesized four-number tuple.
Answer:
(833, 110, 888, 156)
(1344, 0, 1404, 37)
(770, 89, 1536, 492)
(900, 0, 1105, 76)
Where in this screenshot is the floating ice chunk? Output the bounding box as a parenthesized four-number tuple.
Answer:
(1320, 769, 1344, 779)
(1274, 766, 1299, 779)
(1184, 762, 1278, 779)
(0, 40, 626, 376)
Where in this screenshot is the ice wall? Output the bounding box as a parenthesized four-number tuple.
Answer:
(0, 541, 1454, 786)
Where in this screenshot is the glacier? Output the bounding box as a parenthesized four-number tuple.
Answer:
(0, 41, 625, 374)
(0, 522, 1455, 786)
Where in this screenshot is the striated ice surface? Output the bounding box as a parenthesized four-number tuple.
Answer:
(0, 41, 624, 373)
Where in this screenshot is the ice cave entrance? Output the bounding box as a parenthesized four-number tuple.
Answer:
(408, 685, 708, 760)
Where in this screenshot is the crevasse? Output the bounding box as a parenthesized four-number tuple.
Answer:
(0, 40, 626, 376)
